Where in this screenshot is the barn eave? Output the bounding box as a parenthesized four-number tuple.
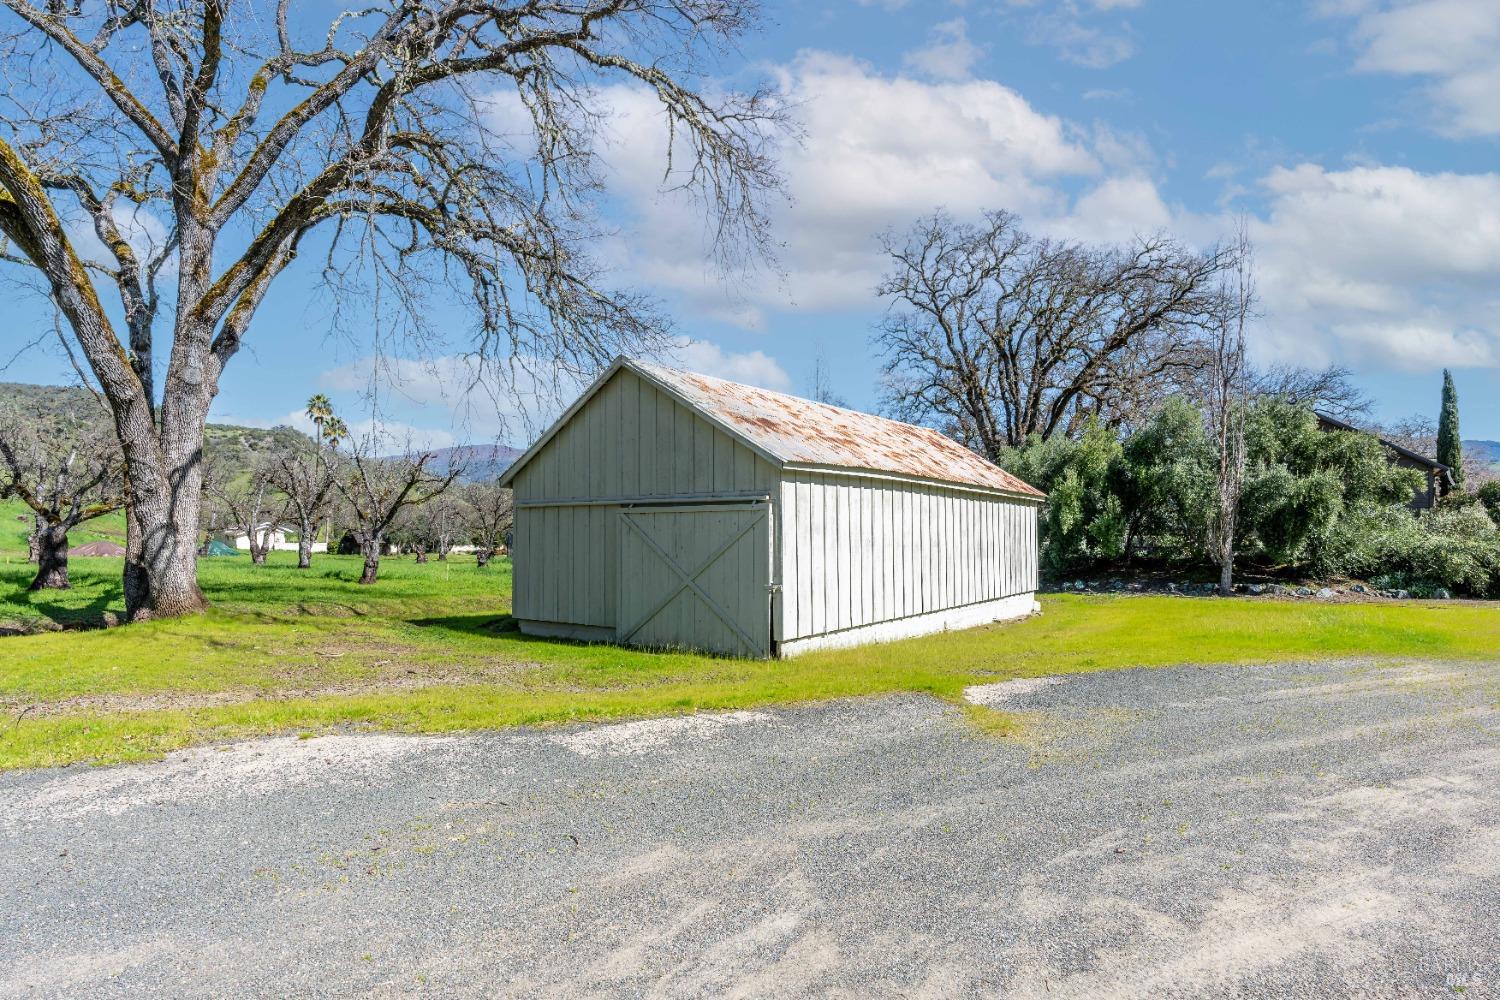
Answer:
(778, 462, 1046, 504)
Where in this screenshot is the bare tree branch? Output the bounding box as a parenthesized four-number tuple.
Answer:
(875, 210, 1238, 457)
(0, 0, 785, 619)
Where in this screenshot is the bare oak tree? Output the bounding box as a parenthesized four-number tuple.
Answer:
(875, 211, 1238, 457)
(268, 439, 338, 569)
(203, 452, 282, 564)
(1254, 364, 1370, 421)
(0, 397, 125, 589)
(0, 0, 782, 620)
(463, 480, 514, 567)
(336, 446, 459, 584)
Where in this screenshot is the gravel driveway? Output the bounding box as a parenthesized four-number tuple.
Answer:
(3, 658, 1499, 998)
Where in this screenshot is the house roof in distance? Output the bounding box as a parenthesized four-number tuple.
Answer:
(1315, 411, 1456, 487)
(71, 540, 126, 557)
(502, 357, 1044, 499)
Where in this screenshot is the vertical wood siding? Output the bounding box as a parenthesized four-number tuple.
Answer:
(776, 471, 1039, 642)
(511, 368, 777, 627)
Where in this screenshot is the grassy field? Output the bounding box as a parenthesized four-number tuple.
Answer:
(1, 498, 127, 557)
(2, 511, 1497, 770)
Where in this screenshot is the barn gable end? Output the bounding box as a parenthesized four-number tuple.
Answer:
(508, 365, 778, 629)
(509, 365, 776, 500)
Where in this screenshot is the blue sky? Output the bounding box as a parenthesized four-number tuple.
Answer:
(6, 0, 1500, 445)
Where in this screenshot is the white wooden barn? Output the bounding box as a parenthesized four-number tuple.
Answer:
(499, 357, 1044, 658)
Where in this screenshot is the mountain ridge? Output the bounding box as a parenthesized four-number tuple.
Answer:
(391, 444, 524, 483)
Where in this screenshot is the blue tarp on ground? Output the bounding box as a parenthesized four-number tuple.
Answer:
(202, 539, 239, 556)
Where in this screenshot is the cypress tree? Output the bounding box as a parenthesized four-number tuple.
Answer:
(1437, 369, 1464, 490)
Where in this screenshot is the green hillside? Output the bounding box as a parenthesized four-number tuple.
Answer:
(2, 383, 315, 556)
(1, 381, 312, 493)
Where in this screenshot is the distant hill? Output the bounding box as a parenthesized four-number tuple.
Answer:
(1467, 439, 1500, 470)
(1, 381, 313, 477)
(394, 444, 523, 483)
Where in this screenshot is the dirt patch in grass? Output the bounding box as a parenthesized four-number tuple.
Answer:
(957, 704, 1045, 741)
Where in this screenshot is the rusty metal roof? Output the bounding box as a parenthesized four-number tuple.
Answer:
(632, 359, 1043, 498)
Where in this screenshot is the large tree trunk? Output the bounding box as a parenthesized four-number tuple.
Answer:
(476, 547, 492, 569)
(414, 544, 428, 564)
(29, 524, 70, 591)
(296, 520, 313, 569)
(1219, 556, 1234, 597)
(120, 375, 211, 621)
(26, 516, 42, 564)
(123, 478, 209, 620)
(358, 536, 381, 585)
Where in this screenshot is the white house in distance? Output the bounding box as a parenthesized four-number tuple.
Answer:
(220, 524, 328, 554)
(499, 357, 1044, 658)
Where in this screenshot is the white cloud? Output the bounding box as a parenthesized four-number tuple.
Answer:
(601, 51, 1111, 320)
(1054, 174, 1173, 243)
(310, 338, 790, 445)
(902, 18, 984, 82)
(1249, 164, 1500, 371)
(345, 419, 457, 453)
(1011, 0, 1140, 68)
(65, 202, 173, 274)
(589, 42, 1500, 385)
(1332, 0, 1500, 136)
(670, 338, 792, 391)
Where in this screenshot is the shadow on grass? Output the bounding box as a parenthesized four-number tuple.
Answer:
(10, 581, 122, 628)
(407, 613, 524, 639)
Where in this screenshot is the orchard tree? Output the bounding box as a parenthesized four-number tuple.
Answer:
(425, 490, 470, 561)
(0, 397, 125, 589)
(268, 438, 339, 569)
(464, 481, 514, 567)
(267, 396, 344, 568)
(0, 0, 782, 620)
(336, 444, 459, 584)
(203, 452, 282, 564)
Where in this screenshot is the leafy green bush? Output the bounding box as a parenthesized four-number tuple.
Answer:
(998, 421, 1127, 573)
(1116, 397, 1214, 563)
(1476, 481, 1500, 527)
(1238, 400, 1421, 571)
(1327, 504, 1500, 598)
(999, 397, 1447, 582)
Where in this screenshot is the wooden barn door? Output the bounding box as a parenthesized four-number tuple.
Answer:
(617, 503, 771, 657)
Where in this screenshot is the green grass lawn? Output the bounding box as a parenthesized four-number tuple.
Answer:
(1, 532, 1497, 771)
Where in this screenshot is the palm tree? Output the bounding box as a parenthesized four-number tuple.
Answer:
(303, 395, 340, 550)
(305, 394, 333, 448)
(324, 417, 349, 451)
